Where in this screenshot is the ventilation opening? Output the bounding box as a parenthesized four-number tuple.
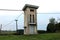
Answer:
(30, 9, 34, 12)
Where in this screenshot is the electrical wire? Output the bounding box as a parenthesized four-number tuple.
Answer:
(0, 9, 23, 11)
(3, 20, 14, 27)
(0, 9, 60, 14)
(16, 13, 23, 20)
(3, 12, 60, 27)
(1, 8, 60, 27)
(37, 13, 60, 14)
(3, 13, 23, 27)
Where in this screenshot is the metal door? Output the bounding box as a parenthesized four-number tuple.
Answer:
(29, 25, 35, 34)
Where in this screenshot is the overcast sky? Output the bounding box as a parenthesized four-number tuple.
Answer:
(0, 0, 60, 31)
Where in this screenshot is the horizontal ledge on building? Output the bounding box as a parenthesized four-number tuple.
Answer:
(29, 23, 36, 25)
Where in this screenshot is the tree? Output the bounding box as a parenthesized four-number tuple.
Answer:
(49, 17, 55, 24)
(47, 18, 56, 32)
(55, 22, 60, 32)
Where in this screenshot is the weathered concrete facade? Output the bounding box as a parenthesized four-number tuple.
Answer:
(22, 4, 39, 35)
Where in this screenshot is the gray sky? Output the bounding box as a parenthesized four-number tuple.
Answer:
(0, 0, 60, 31)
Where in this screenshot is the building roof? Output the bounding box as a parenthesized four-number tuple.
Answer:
(22, 4, 39, 11)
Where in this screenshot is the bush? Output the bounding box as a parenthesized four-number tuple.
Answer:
(37, 30, 46, 34)
(47, 23, 56, 33)
(16, 29, 24, 35)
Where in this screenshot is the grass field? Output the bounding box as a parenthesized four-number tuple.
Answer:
(0, 33, 60, 40)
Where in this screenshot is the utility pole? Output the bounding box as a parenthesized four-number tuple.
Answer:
(0, 24, 2, 33)
(15, 20, 18, 31)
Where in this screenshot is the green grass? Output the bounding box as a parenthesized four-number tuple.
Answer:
(0, 33, 60, 40)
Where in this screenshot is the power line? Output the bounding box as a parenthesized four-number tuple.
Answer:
(0, 9, 60, 14)
(37, 13, 60, 14)
(16, 13, 23, 20)
(3, 13, 60, 27)
(3, 20, 14, 27)
(0, 9, 23, 11)
(3, 13, 23, 27)
(0, 9, 23, 28)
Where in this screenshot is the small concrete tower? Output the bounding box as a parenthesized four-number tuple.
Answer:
(22, 4, 39, 35)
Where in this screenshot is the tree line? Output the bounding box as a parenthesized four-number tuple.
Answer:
(47, 17, 60, 33)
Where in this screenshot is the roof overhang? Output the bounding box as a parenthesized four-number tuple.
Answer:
(22, 4, 39, 11)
